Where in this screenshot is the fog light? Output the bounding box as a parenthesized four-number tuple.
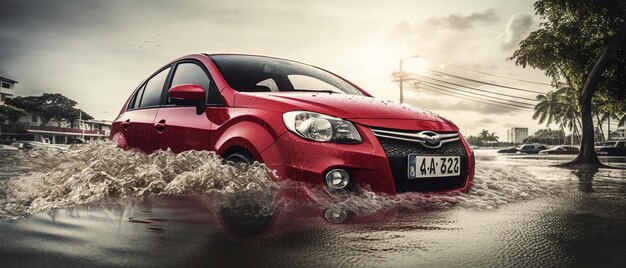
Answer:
(324, 169, 350, 189)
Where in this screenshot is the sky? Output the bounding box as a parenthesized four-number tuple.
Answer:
(0, 0, 556, 139)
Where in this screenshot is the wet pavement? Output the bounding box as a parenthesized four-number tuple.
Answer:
(0, 147, 625, 267)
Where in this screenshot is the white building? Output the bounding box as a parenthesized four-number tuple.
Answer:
(507, 127, 529, 144)
(0, 76, 17, 105)
(0, 75, 112, 144)
(3, 114, 112, 144)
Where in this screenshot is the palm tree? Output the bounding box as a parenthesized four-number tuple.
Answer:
(533, 87, 581, 144)
(533, 90, 563, 126)
(556, 87, 581, 142)
(487, 132, 499, 143)
(478, 129, 490, 142)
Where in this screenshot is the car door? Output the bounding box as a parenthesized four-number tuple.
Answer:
(117, 66, 172, 153)
(152, 60, 221, 153)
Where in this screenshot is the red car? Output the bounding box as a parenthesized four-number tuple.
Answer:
(110, 54, 474, 195)
(538, 145, 579, 155)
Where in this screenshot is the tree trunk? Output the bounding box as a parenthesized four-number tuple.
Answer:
(567, 23, 626, 167)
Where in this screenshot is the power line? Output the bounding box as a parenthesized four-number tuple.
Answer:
(425, 69, 546, 94)
(418, 80, 537, 106)
(420, 86, 532, 111)
(417, 55, 553, 86)
(419, 85, 534, 111)
(415, 74, 540, 101)
(420, 85, 534, 109)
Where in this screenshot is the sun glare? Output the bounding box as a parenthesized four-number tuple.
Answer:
(403, 58, 430, 75)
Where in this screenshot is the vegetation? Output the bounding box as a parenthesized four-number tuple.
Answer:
(523, 128, 566, 145)
(0, 104, 28, 135)
(511, 0, 626, 167)
(0, 104, 27, 123)
(465, 129, 500, 147)
(5, 93, 93, 126)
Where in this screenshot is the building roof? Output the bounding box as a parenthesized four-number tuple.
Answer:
(0, 76, 18, 84)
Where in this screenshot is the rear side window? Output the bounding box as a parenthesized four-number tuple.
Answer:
(140, 67, 171, 108)
(127, 84, 145, 110)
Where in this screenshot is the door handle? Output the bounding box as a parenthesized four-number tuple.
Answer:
(154, 119, 167, 132)
(121, 119, 131, 130)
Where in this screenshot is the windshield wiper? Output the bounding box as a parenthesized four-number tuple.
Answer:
(289, 89, 339, 94)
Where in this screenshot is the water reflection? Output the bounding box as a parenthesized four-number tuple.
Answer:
(572, 168, 600, 193)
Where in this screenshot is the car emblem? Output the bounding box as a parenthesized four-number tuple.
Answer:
(416, 131, 441, 148)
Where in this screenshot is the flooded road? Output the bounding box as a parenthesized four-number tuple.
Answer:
(0, 144, 625, 267)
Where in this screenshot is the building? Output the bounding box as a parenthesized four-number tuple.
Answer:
(0, 75, 111, 144)
(0, 76, 17, 105)
(507, 127, 528, 144)
(1, 116, 112, 144)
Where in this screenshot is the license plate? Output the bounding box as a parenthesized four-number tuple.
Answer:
(408, 155, 461, 178)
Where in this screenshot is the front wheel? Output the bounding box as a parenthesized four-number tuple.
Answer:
(223, 151, 255, 165)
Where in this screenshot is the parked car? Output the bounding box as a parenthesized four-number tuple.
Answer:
(595, 140, 626, 156)
(67, 138, 86, 144)
(10, 141, 66, 151)
(10, 141, 38, 150)
(517, 143, 548, 154)
(539, 145, 579, 155)
(110, 54, 475, 195)
(497, 146, 519, 154)
(0, 144, 19, 157)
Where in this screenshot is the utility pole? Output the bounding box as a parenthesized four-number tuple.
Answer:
(79, 110, 84, 140)
(399, 59, 404, 103)
(396, 55, 420, 103)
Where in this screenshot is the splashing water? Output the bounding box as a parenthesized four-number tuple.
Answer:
(0, 142, 567, 219)
(0, 141, 276, 218)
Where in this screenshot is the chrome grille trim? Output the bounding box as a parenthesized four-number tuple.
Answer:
(370, 128, 460, 149)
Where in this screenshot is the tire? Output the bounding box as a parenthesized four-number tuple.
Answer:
(223, 150, 255, 165)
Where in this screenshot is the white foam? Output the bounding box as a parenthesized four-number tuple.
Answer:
(0, 141, 566, 218)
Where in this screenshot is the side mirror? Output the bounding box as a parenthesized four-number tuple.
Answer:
(168, 84, 206, 115)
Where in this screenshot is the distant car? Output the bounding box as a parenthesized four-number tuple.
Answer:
(67, 138, 86, 144)
(0, 144, 19, 157)
(595, 140, 626, 156)
(10, 141, 66, 151)
(497, 146, 519, 154)
(517, 143, 548, 154)
(10, 141, 37, 150)
(539, 145, 579, 155)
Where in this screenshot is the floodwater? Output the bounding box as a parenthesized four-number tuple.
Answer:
(0, 143, 625, 267)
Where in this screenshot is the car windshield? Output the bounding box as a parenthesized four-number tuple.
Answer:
(209, 55, 363, 95)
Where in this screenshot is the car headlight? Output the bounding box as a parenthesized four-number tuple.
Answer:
(282, 111, 362, 144)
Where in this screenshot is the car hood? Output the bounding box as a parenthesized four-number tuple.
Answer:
(234, 92, 451, 123)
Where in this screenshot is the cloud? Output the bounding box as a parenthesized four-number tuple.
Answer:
(425, 9, 500, 31)
(502, 14, 534, 50)
(474, 118, 496, 125)
(390, 9, 502, 58)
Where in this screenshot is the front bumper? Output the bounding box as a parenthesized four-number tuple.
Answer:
(260, 124, 474, 195)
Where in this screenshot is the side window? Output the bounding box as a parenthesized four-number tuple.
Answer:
(170, 62, 220, 105)
(140, 67, 171, 108)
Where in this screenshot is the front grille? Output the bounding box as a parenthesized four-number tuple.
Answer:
(371, 128, 468, 193)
